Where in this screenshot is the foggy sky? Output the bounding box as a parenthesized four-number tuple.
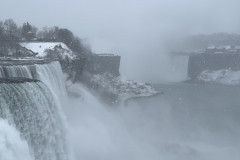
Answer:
(1, 0, 240, 82)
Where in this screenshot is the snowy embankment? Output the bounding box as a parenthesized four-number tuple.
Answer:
(86, 73, 161, 102)
(20, 42, 75, 59)
(198, 70, 240, 85)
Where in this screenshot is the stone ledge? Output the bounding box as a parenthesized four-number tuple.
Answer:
(0, 59, 56, 66)
(0, 78, 39, 83)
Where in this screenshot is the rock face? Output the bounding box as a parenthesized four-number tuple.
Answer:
(85, 54, 121, 76)
(188, 53, 240, 80)
(0, 59, 53, 66)
(80, 72, 160, 104)
(61, 58, 86, 82)
(198, 70, 240, 85)
(0, 43, 36, 57)
(0, 77, 39, 83)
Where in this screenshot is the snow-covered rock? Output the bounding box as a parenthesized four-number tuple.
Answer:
(20, 42, 76, 59)
(84, 73, 160, 102)
(198, 70, 240, 85)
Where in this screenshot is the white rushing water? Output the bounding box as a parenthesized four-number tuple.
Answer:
(0, 61, 71, 160)
(0, 119, 32, 160)
(0, 82, 69, 160)
(0, 65, 36, 79)
(35, 61, 68, 101)
(0, 61, 67, 101)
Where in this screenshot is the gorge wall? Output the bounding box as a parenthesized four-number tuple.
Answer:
(84, 54, 121, 76)
(188, 53, 240, 79)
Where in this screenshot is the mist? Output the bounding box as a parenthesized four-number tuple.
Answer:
(64, 83, 240, 160)
(1, 0, 240, 82)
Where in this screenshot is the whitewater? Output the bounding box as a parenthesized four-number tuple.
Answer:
(0, 62, 70, 160)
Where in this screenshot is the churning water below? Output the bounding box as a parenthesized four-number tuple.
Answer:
(66, 82, 240, 160)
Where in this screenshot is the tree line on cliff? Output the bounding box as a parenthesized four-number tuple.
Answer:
(183, 33, 240, 50)
(0, 19, 91, 57)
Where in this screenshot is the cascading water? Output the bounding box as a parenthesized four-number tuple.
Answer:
(171, 55, 189, 81)
(0, 61, 71, 160)
(35, 61, 67, 101)
(0, 80, 69, 160)
(0, 61, 67, 100)
(0, 65, 36, 79)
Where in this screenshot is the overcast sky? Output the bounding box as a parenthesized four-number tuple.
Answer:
(1, 0, 240, 82)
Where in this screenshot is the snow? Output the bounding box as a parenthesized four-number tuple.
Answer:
(20, 42, 75, 59)
(87, 73, 160, 101)
(217, 45, 231, 50)
(198, 70, 240, 85)
(207, 45, 215, 49)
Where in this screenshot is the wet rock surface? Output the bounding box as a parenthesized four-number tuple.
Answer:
(0, 77, 39, 83)
(0, 58, 54, 66)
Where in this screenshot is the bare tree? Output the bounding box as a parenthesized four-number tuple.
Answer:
(0, 21, 4, 41)
(3, 19, 19, 42)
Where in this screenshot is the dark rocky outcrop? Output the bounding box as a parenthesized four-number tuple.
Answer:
(84, 54, 121, 76)
(0, 43, 36, 57)
(0, 59, 54, 66)
(60, 58, 86, 82)
(0, 77, 39, 83)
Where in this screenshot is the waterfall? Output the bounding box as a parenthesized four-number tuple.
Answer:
(0, 65, 36, 79)
(0, 61, 67, 100)
(35, 61, 67, 100)
(171, 55, 189, 81)
(0, 82, 68, 160)
(0, 81, 69, 160)
(0, 61, 71, 160)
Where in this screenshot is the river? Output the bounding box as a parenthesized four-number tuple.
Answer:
(66, 82, 240, 160)
(128, 82, 240, 160)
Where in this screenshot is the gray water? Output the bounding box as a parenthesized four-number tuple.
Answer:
(127, 83, 240, 160)
(66, 82, 240, 160)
